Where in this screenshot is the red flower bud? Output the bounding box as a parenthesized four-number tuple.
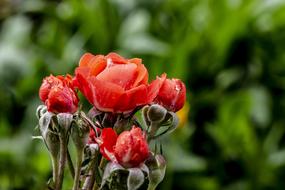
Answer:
(155, 77, 186, 112)
(39, 75, 79, 114)
(74, 52, 164, 113)
(96, 127, 149, 168)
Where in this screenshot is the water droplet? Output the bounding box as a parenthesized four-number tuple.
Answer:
(175, 85, 181, 91)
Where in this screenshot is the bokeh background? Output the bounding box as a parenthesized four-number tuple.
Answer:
(1, 0, 285, 189)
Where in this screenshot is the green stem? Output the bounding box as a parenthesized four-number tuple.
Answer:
(147, 184, 158, 190)
(93, 155, 103, 190)
(82, 153, 101, 190)
(67, 148, 75, 179)
(82, 158, 96, 190)
(92, 182, 100, 190)
(56, 135, 67, 190)
(51, 155, 59, 185)
(72, 149, 83, 190)
(147, 122, 159, 143)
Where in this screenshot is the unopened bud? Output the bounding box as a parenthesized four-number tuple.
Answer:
(145, 154, 166, 190)
(36, 105, 47, 119)
(57, 113, 73, 135)
(142, 106, 150, 126)
(147, 104, 167, 123)
(72, 117, 90, 151)
(38, 112, 59, 158)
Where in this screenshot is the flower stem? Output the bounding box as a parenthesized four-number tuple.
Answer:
(147, 122, 159, 143)
(82, 153, 101, 190)
(56, 135, 67, 190)
(51, 154, 59, 185)
(147, 184, 157, 190)
(67, 148, 75, 179)
(82, 159, 96, 190)
(72, 149, 83, 190)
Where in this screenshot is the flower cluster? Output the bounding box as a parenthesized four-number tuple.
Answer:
(37, 52, 186, 190)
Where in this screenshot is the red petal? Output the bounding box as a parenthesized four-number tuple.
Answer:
(89, 55, 107, 76)
(79, 53, 94, 67)
(75, 67, 94, 104)
(132, 61, 148, 87)
(147, 73, 166, 102)
(156, 78, 186, 112)
(114, 127, 149, 168)
(99, 128, 118, 160)
(106, 52, 128, 64)
(79, 53, 107, 76)
(116, 85, 148, 112)
(96, 63, 138, 90)
(46, 86, 77, 113)
(129, 58, 142, 65)
(89, 77, 124, 112)
(39, 75, 63, 102)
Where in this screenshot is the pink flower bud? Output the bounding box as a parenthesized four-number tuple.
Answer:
(96, 127, 149, 168)
(155, 78, 186, 112)
(39, 75, 79, 114)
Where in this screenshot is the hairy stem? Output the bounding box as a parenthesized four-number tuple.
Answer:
(72, 149, 83, 190)
(82, 153, 101, 190)
(51, 155, 59, 185)
(147, 122, 159, 143)
(56, 135, 67, 190)
(82, 158, 96, 190)
(67, 148, 75, 179)
(147, 184, 157, 190)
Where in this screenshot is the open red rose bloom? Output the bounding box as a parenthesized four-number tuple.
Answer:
(74, 53, 166, 113)
(95, 127, 149, 168)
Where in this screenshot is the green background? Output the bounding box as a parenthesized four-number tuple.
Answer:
(1, 0, 285, 189)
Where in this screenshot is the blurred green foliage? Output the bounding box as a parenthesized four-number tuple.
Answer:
(1, 0, 285, 189)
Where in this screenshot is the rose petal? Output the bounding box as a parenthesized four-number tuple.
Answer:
(117, 85, 148, 112)
(89, 55, 107, 76)
(75, 67, 94, 104)
(79, 53, 95, 67)
(156, 78, 186, 112)
(147, 73, 166, 102)
(132, 61, 148, 87)
(46, 86, 77, 113)
(90, 77, 125, 112)
(114, 127, 149, 168)
(98, 128, 118, 160)
(79, 53, 107, 76)
(96, 63, 138, 90)
(106, 52, 128, 64)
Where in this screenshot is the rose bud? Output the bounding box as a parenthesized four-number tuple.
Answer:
(147, 104, 167, 123)
(39, 75, 79, 114)
(74, 52, 165, 113)
(154, 77, 186, 112)
(39, 75, 63, 102)
(96, 127, 149, 168)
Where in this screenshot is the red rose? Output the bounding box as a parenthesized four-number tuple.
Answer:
(74, 52, 164, 113)
(96, 127, 149, 168)
(154, 77, 186, 112)
(39, 74, 79, 114)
